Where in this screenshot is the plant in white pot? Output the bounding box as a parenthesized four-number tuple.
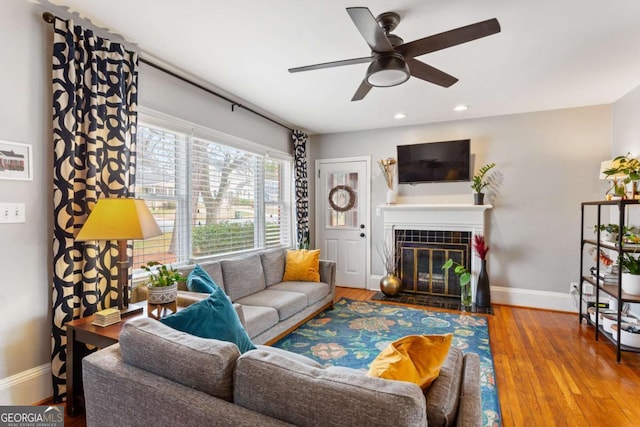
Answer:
(618, 252, 640, 295)
(140, 261, 185, 304)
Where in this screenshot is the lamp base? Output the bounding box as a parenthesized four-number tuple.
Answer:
(119, 302, 144, 317)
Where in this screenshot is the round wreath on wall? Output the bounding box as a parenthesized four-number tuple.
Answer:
(328, 185, 356, 212)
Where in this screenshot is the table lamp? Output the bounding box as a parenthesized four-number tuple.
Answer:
(76, 198, 162, 316)
(599, 160, 626, 199)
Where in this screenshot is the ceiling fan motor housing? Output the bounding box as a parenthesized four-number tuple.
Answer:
(366, 53, 410, 87)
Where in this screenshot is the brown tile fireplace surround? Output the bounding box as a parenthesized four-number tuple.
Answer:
(378, 204, 492, 305)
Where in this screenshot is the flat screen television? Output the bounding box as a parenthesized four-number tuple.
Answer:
(397, 139, 471, 184)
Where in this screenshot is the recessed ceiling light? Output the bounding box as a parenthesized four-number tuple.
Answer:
(454, 104, 469, 112)
(394, 112, 407, 119)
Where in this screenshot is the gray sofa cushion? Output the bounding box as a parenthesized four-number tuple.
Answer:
(426, 347, 464, 427)
(234, 349, 427, 427)
(255, 345, 323, 368)
(199, 261, 225, 291)
(221, 254, 266, 301)
(455, 354, 482, 427)
(261, 248, 286, 286)
(119, 317, 240, 401)
(268, 281, 330, 305)
(235, 289, 307, 321)
(240, 305, 279, 338)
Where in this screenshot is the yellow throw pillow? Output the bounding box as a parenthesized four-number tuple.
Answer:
(282, 249, 321, 282)
(366, 334, 453, 389)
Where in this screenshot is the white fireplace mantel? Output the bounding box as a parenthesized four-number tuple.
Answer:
(378, 204, 492, 301)
(378, 204, 491, 234)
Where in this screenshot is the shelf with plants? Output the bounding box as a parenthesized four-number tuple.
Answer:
(579, 198, 640, 362)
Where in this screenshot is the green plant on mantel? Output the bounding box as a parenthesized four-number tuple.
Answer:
(471, 163, 496, 193)
(140, 261, 185, 287)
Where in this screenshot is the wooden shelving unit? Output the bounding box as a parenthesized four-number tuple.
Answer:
(579, 199, 640, 362)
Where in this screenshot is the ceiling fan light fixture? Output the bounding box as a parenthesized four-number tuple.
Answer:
(366, 54, 410, 87)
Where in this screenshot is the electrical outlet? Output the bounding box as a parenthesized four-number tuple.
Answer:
(0, 203, 25, 223)
(569, 282, 579, 292)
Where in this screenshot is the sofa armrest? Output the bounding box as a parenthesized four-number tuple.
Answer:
(233, 303, 247, 329)
(319, 260, 336, 292)
(455, 353, 482, 427)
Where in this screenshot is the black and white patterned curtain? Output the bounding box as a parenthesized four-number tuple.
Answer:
(50, 17, 138, 402)
(292, 130, 310, 248)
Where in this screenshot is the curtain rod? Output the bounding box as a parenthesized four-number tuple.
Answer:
(42, 11, 294, 133)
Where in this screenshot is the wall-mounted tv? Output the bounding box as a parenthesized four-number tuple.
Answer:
(397, 139, 471, 184)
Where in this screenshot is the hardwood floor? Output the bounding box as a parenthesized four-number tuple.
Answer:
(52, 287, 640, 427)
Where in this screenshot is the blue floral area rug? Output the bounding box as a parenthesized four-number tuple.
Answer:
(272, 298, 501, 427)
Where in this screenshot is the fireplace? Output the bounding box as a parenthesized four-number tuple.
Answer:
(396, 230, 471, 297)
(379, 204, 491, 304)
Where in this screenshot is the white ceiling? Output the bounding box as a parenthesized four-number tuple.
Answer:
(47, 0, 640, 135)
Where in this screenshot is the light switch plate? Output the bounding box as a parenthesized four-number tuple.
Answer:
(0, 203, 25, 223)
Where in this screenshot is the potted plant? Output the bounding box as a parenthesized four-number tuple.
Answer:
(471, 162, 496, 205)
(618, 252, 640, 295)
(140, 261, 185, 304)
(603, 153, 640, 199)
(593, 224, 621, 242)
(442, 259, 472, 308)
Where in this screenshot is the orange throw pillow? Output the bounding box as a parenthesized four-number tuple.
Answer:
(282, 249, 320, 282)
(367, 334, 453, 389)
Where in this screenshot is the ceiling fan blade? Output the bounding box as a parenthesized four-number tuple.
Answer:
(397, 18, 501, 58)
(351, 79, 372, 101)
(406, 58, 458, 88)
(289, 56, 373, 73)
(346, 7, 394, 53)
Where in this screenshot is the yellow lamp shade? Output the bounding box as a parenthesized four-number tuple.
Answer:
(599, 159, 625, 180)
(76, 198, 162, 241)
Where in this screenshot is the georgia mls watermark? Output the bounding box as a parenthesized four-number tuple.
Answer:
(0, 406, 63, 427)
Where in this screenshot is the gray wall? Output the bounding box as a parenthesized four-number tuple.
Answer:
(612, 83, 640, 316)
(310, 106, 611, 298)
(0, 1, 290, 404)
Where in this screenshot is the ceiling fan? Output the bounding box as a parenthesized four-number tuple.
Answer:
(288, 7, 501, 101)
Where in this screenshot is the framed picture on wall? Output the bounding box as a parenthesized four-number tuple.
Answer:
(0, 140, 32, 181)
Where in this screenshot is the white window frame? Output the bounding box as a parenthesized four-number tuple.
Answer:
(134, 108, 294, 271)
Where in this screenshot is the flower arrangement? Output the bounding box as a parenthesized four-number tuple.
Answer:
(378, 157, 397, 190)
(473, 234, 489, 260)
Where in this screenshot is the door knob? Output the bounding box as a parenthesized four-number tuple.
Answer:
(360, 233, 365, 238)
(360, 224, 365, 229)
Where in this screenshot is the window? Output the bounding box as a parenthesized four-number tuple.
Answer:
(132, 113, 292, 270)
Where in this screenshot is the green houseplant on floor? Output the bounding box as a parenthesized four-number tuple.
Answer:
(442, 259, 472, 307)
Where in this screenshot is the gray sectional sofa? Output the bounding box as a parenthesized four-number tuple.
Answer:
(135, 248, 336, 344)
(82, 317, 483, 427)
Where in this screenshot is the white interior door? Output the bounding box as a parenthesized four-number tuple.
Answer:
(316, 158, 369, 288)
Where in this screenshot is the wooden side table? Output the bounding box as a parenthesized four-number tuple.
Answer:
(65, 303, 146, 416)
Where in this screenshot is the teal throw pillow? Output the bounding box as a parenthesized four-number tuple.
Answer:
(160, 287, 256, 353)
(187, 265, 217, 294)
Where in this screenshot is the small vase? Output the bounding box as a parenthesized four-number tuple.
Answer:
(460, 283, 472, 308)
(474, 193, 485, 205)
(380, 273, 401, 296)
(476, 259, 491, 308)
(386, 188, 397, 204)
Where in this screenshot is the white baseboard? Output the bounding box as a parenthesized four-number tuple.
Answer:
(367, 275, 576, 312)
(0, 363, 52, 405)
